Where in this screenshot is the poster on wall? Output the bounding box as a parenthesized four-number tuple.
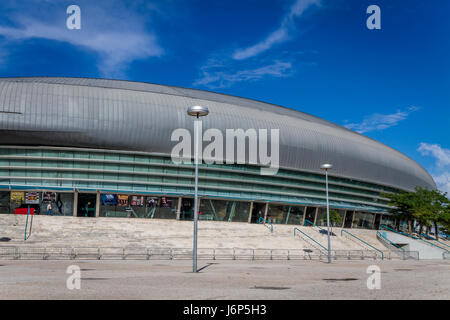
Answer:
(43, 192, 56, 203)
(130, 196, 144, 206)
(101, 194, 117, 205)
(160, 197, 173, 208)
(117, 195, 129, 206)
(25, 192, 40, 204)
(146, 197, 158, 207)
(10, 191, 24, 203)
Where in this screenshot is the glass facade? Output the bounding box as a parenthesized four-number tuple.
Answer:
(0, 190, 73, 216)
(285, 205, 305, 225)
(0, 146, 398, 229)
(199, 199, 250, 222)
(100, 195, 178, 219)
(0, 146, 393, 212)
(352, 211, 375, 229)
(266, 204, 287, 224)
(0, 191, 10, 214)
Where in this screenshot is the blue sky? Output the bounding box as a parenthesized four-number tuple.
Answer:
(0, 0, 449, 193)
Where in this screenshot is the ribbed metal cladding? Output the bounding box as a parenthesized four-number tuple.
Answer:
(0, 77, 435, 192)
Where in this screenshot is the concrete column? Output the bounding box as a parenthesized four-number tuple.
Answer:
(351, 211, 356, 228)
(176, 196, 182, 220)
(73, 190, 78, 217)
(248, 201, 254, 223)
(312, 207, 318, 225)
(371, 213, 377, 229)
(95, 191, 101, 217)
(342, 210, 347, 228)
(302, 206, 307, 226)
(263, 202, 269, 220)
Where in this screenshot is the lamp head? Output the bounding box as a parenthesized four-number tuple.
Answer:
(187, 105, 209, 117)
(320, 163, 333, 170)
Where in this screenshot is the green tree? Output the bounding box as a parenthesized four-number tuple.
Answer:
(322, 209, 342, 233)
(382, 191, 415, 234)
(383, 187, 449, 239)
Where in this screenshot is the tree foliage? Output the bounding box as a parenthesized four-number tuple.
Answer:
(382, 187, 449, 239)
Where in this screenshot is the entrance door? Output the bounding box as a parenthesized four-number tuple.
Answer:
(180, 198, 194, 221)
(374, 214, 382, 230)
(344, 210, 354, 228)
(77, 194, 96, 217)
(304, 207, 317, 225)
(250, 202, 266, 223)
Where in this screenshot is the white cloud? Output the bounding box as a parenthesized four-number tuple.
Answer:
(418, 143, 450, 167)
(418, 143, 450, 194)
(194, 60, 293, 89)
(232, 0, 319, 60)
(0, 2, 163, 77)
(344, 106, 420, 134)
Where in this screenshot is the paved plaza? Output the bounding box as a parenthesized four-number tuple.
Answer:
(0, 259, 448, 300)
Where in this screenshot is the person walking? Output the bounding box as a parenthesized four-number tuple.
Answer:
(46, 202, 53, 216)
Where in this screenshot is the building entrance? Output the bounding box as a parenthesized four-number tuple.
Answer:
(250, 202, 266, 223)
(77, 193, 96, 217)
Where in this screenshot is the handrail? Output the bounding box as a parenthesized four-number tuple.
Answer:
(293, 227, 328, 251)
(341, 229, 383, 259)
(420, 234, 450, 250)
(376, 230, 405, 251)
(303, 219, 325, 231)
(417, 236, 449, 252)
(258, 217, 273, 233)
(24, 206, 33, 241)
(420, 233, 434, 240)
(380, 224, 419, 239)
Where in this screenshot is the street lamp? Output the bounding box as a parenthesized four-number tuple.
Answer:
(187, 105, 209, 273)
(320, 163, 333, 263)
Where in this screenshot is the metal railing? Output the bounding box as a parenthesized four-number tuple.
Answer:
(341, 229, 383, 260)
(420, 234, 450, 250)
(376, 231, 419, 260)
(0, 245, 397, 261)
(380, 225, 448, 253)
(420, 233, 434, 240)
(293, 228, 328, 252)
(258, 217, 273, 233)
(24, 206, 34, 241)
(380, 224, 419, 239)
(417, 237, 449, 253)
(304, 219, 325, 231)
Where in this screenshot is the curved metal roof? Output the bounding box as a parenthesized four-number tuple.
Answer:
(0, 77, 435, 191)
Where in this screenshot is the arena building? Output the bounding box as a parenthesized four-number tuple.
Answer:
(0, 77, 436, 230)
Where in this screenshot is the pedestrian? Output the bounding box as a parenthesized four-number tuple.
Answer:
(47, 202, 53, 216)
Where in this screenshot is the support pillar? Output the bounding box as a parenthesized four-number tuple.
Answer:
(263, 202, 269, 221)
(248, 201, 254, 223)
(313, 207, 318, 225)
(342, 210, 347, 228)
(95, 191, 101, 217)
(176, 197, 182, 220)
(73, 189, 78, 217)
(372, 213, 377, 230)
(351, 211, 356, 228)
(302, 206, 307, 226)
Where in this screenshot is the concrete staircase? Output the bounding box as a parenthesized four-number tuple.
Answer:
(379, 230, 448, 259)
(0, 214, 388, 253)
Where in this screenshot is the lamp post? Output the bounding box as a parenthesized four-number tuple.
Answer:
(187, 105, 209, 273)
(320, 163, 333, 263)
